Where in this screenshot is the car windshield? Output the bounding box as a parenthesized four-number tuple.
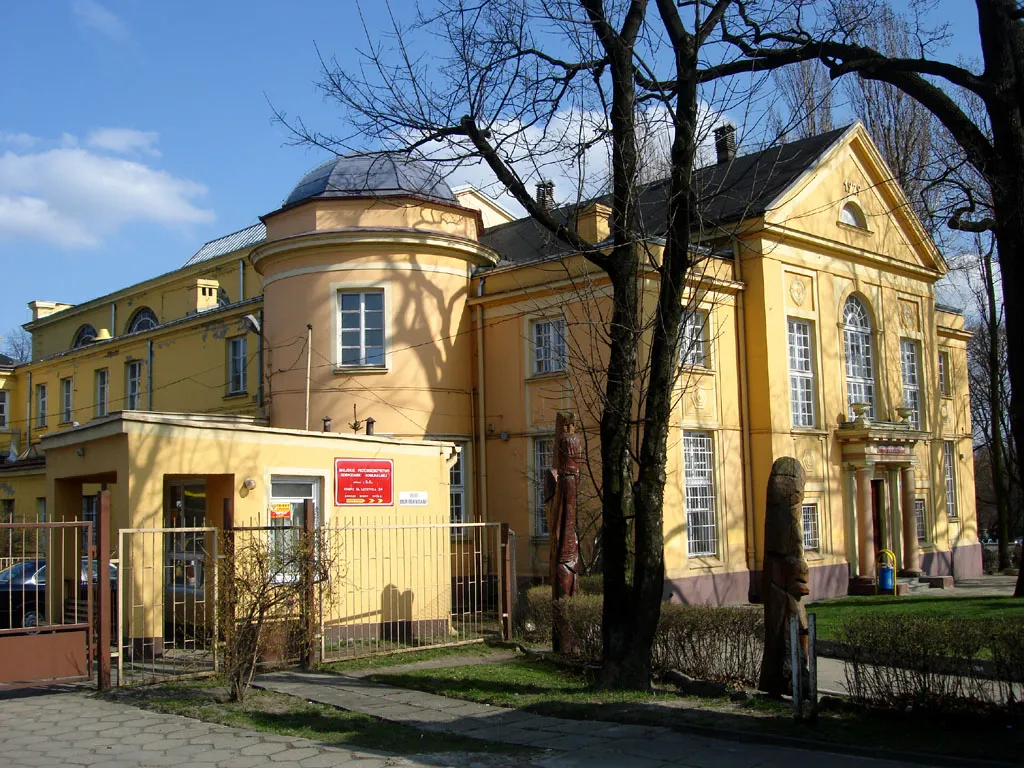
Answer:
(0, 562, 42, 584)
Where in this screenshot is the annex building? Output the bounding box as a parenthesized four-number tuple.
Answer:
(0, 122, 981, 607)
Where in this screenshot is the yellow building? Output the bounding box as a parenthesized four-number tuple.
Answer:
(0, 123, 980, 610)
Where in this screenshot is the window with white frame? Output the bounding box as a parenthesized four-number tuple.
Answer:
(533, 437, 554, 535)
(269, 477, 320, 580)
(938, 350, 950, 396)
(680, 309, 708, 368)
(126, 361, 142, 410)
(532, 318, 566, 375)
(788, 319, 816, 427)
(914, 498, 927, 542)
(684, 431, 717, 557)
(127, 307, 159, 334)
(36, 384, 47, 427)
(840, 202, 867, 229)
(60, 378, 73, 423)
(0, 390, 7, 428)
(843, 296, 875, 418)
(338, 290, 385, 367)
(801, 503, 819, 551)
(900, 339, 921, 429)
(95, 369, 108, 418)
(450, 448, 467, 531)
(228, 336, 247, 395)
(944, 442, 958, 518)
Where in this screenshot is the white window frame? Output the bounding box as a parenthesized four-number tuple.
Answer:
(801, 502, 819, 551)
(684, 430, 717, 557)
(944, 442, 958, 519)
(533, 437, 554, 535)
(900, 339, 921, 429)
(938, 350, 950, 397)
(36, 384, 47, 427)
(787, 318, 816, 427)
(126, 361, 142, 410)
(60, 378, 73, 423)
(532, 318, 566, 375)
(914, 498, 927, 543)
(127, 307, 159, 334)
(95, 369, 108, 418)
(840, 201, 868, 229)
(450, 447, 468, 533)
(268, 476, 321, 582)
(0, 390, 7, 428)
(228, 336, 247, 395)
(680, 309, 708, 368)
(337, 289, 386, 368)
(843, 296, 875, 419)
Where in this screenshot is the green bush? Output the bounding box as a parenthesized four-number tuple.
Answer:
(520, 586, 554, 641)
(987, 620, 1024, 703)
(577, 575, 604, 595)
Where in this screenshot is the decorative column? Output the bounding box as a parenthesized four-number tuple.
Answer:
(900, 465, 921, 576)
(855, 466, 875, 581)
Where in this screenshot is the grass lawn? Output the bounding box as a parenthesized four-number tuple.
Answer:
(807, 594, 1024, 641)
(320, 641, 503, 674)
(107, 675, 532, 757)
(370, 657, 1024, 763)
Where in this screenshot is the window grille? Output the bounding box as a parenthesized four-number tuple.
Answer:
(684, 431, 717, 557)
(843, 296, 874, 418)
(338, 290, 385, 366)
(533, 319, 566, 375)
(900, 339, 921, 428)
(788, 319, 815, 427)
(944, 442, 958, 518)
(801, 503, 819, 551)
(533, 438, 554, 535)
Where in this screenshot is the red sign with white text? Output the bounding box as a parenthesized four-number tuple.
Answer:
(335, 458, 394, 506)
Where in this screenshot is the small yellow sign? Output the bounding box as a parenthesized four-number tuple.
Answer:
(269, 502, 292, 519)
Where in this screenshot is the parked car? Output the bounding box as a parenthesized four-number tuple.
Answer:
(0, 558, 117, 629)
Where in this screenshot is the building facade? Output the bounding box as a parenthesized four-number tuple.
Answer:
(0, 123, 981, 603)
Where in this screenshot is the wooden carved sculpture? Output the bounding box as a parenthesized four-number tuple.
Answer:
(758, 456, 811, 698)
(544, 411, 582, 653)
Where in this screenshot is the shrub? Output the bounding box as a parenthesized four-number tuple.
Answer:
(577, 574, 604, 595)
(988, 620, 1024, 703)
(520, 586, 554, 641)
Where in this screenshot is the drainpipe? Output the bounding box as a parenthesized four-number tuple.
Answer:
(304, 324, 313, 431)
(732, 240, 757, 573)
(475, 278, 489, 523)
(238, 259, 245, 302)
(257, 309, 264, 411)
(147, 340, 154, 410)
(110, 303, 116, 337)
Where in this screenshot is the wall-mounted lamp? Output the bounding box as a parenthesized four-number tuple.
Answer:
(243, 477, 256, 490)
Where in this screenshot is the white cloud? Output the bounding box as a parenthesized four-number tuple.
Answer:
(0, 141, 214, 250)
(86, 128, 161, 157)
(0, 133, 39, 150)
(71, 0, 128, 41)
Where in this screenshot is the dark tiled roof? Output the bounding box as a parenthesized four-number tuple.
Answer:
(480, 126, 850, 265)
(0, 352, 16, 367)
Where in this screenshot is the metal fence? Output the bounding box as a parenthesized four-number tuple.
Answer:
(115, 526, 219, 685)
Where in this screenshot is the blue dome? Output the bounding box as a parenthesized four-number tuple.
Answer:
(284, 153, 457, 208)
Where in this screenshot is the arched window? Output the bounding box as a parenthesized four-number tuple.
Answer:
(72, 324, 97, 349)
(127, 307, 159, 334)
(840, 202, 867, 229)
(843, 296, 875, 418)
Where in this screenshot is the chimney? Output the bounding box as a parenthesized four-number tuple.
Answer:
(536, 180, 555, 211)
(714, 125, 736, 165)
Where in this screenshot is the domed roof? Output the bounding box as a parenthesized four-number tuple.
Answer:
(284, 153, 457, 208)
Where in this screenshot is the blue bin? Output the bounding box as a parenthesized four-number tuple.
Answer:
(878, 564, 895, 592)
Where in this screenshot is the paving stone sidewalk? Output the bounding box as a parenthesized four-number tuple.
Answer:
(258, 670, 923, 768)
(0, 687, 540, 768)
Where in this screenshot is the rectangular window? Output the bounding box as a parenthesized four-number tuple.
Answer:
(684, 431, 717, 557)
(900, 339, 921, 429)
(95, 369, 108, 418)
(532, 318, 566, 375)
(0, 499, 12, 523)
(126, 361, 142, 410)
(60, 378, 73, 423)
(938, 350, 949, 396)
(35, 497, 45, 523)
(268, 477, 319, 580)
(801, 503, 819, 551)
(0, 390, 7, 428)
(914, 498, 927, 542)
(533, 437, 554, 535)
(36, 384, 47, 427)
(680, 309, 708, 367)
(338, 290, 385, 367)
(450, 448, 467, 532)
(82, 495, 98, 547)
(787, 319, 815, 427)
(228, 336, 247, 395)
(944, 442, 958, 519)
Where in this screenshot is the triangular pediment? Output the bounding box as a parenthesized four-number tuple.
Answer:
(762, 123, 945, 276)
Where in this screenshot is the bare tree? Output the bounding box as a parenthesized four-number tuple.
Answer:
(771, 59, 834, 140)
(281, 0, 810, 689)
(1, 328, 31, 364)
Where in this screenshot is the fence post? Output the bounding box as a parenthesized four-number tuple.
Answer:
(301, 499, 316, 668)
(500, 523, 512, 641)
(97, 489, 111, 692)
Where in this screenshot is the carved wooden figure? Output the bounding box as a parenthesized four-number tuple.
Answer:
(544, 411, 582, 653)
(758, 457, 811, 698)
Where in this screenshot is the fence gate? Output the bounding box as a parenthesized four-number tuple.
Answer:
(0, 521, 97, 689)
(115, 526, 219, 685)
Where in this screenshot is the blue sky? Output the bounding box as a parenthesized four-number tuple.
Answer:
(0, 1, 984, 340)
